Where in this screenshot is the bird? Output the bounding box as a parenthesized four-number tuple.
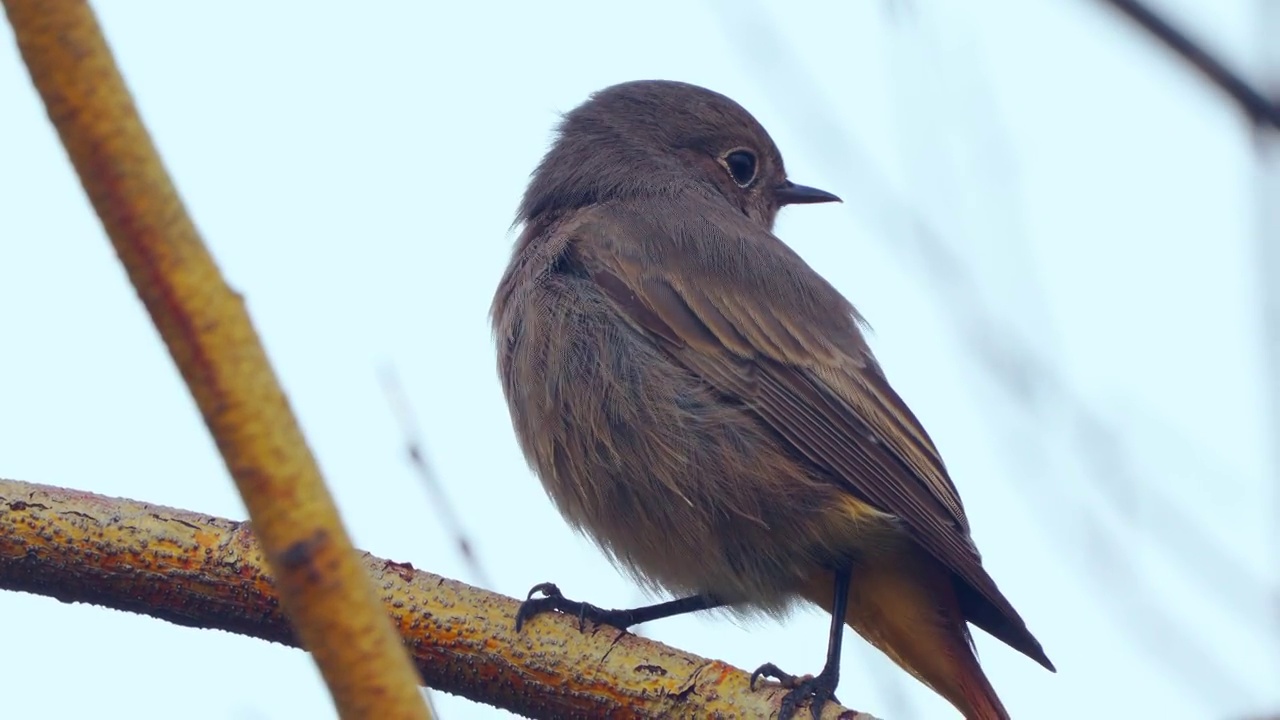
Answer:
(490, 79, 1054, 720)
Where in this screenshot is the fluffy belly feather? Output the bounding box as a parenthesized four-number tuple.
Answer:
(499, 279, 898, 609)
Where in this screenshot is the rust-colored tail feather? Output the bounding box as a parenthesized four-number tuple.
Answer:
(803, 548, 1013, 719)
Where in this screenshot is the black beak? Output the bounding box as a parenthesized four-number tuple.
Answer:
(775, 180, 842, 206)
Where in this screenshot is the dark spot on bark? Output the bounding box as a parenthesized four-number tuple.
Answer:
(278, 529, 329, 571)
(384, 559, 417, 582)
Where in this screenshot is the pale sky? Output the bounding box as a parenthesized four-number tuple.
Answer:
(0, 1, 1275, 719)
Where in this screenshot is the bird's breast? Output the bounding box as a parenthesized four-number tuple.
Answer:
(495, 269, 892, 604)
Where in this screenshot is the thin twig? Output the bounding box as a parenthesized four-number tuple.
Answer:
(379, 365, 494, 590)
(1098, 0, 1280, 128)
(709, 0, 1270, 705)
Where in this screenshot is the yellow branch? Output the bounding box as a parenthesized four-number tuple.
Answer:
(0, 478, 873, 719)
(2, 3, 429, 718)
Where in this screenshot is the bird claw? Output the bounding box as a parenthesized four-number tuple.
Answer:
(514, 582, 634, 632)
(750, 662, 841, 720)
(750, 662, 799, 690)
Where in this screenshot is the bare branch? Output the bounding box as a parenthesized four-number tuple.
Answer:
(0, 477, 874, 720)
(2, 2, 430, 717)
(1098, 0, 1280, 128)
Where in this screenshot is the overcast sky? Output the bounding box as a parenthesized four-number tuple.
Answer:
(1, 1, 1275, 718)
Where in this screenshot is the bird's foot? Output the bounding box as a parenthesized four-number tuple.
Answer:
(514, 582, 638, 632)
(750, 662, 841, 720)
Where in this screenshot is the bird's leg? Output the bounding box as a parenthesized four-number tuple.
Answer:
(514, 582, 725, 632)
(750, 564, 853, 720)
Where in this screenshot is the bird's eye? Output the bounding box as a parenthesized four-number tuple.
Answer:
(724, 150, 757, 187)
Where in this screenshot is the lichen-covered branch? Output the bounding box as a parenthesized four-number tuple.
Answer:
(0, 478, 872, 719)
(1, 2, 429, 718)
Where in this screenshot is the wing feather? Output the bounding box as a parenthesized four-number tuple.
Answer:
(577, 202, 1052, 669)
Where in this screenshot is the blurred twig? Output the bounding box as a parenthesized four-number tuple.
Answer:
(380, 364, 494, 590)
(980, 390, 1254, 708)
(888, 2, 1271, 697)
(710, 0, 1273, 706)
(379, 364, 658, 647)
(1253, 0, 1280, 682)
(1097, 0, 1280, 129)
(1078, 505, 1256, 702)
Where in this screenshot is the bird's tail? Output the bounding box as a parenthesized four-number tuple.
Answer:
(802, 550, 1010, 720)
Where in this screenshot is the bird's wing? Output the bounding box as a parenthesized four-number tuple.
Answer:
(573, 199, 1052, 669)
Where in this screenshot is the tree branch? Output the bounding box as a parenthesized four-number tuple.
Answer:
(1098, 0, 1280, 129)
(0, 477, 873, 720)
(2, 2, 430, 717)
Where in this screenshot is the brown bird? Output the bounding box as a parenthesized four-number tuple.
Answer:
(491, 80, 1054, 720)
